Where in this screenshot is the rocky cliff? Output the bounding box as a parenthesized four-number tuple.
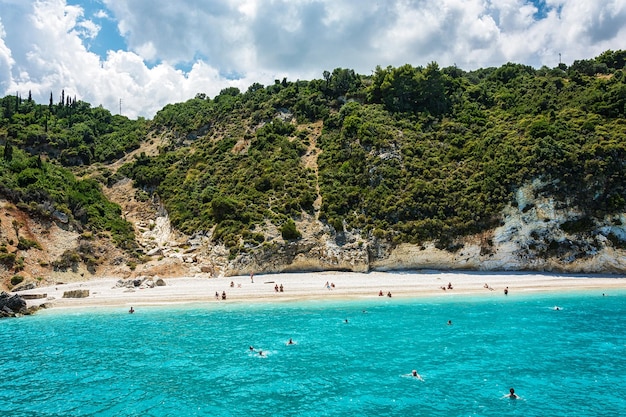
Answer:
(2, 175, 625, 292)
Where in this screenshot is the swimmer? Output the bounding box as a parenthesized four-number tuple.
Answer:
(344, 319, 349, 324)
(503, 388, 519, 399)
(553, 306, 561, 311)
(287, 338, 294, 345)
(249, 346, 254, 351)
(129, 306, 135, 314)
(410, 370, 424, 381)
(258, 350, 265, 357)
(447, 320, 452, 325)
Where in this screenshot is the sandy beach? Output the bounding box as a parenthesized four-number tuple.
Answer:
(16, 270, 626, 311)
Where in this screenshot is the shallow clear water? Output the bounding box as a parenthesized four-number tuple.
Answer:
(1, 290, 625, 416)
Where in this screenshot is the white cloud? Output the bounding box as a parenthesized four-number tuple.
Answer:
(94, 9, 109, 20)
(0, 0, 625, 118)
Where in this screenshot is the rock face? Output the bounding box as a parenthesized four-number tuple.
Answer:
(219, 180, 626, 276)
(0, 291, 27, 317)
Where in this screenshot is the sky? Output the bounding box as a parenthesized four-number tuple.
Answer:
(0, 0, 625, 119)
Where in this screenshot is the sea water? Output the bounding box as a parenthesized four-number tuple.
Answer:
(1, 290, 625, 417)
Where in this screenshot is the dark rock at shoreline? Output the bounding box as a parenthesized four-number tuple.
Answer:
(0, 291, 28, 318)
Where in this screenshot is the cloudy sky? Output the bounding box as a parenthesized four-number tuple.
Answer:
(1, 0, 625, 119)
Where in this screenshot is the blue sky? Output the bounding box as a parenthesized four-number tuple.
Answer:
(1, 0, 625, 119)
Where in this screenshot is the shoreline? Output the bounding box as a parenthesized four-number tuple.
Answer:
(16, 270, 626, 312)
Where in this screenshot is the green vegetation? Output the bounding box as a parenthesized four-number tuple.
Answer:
(0, 146, 136, 251)
(10, 275, 24, 286)
(2, 51, 626, 259)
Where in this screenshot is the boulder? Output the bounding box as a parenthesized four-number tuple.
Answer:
(62, 289, 90, 298)
(0, 291, 27, 317)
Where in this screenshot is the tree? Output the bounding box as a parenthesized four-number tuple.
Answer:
(3, 141, 13, 161)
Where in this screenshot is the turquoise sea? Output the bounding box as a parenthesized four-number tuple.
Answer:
(1, 290, 625, 416)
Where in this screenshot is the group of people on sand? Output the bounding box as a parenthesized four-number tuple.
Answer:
(440, 282, 454, 291)
(215, 291, 227, 300)
(274, 284, 284, 292)
(325, 281, 335, 290)
(378, 290, 392, 297)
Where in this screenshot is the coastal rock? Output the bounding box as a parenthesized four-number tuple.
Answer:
(0, 291, 27, 317)
(62, 289, 90, 298)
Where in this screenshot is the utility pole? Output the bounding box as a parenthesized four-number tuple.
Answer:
(559, 53, 561, 65)
(119, 98, 122, 115)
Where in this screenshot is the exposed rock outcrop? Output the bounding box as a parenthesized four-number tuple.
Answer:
(62, 289, 90, 298)
(0, 291, 36, 317)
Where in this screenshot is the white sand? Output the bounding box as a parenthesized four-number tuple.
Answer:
(18, 270, 626, 311)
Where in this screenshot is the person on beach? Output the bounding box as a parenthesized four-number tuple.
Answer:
(215, 291, 219, 300)
(129, 306, 134, 314)
(504, 287, 509, 295)
(250, 273, 254, 283)
(222, 291, 227, 300)
(503, 388, 519, 399)
(447, 282, 453, 290)
(275, 284, 279, 292)
(279, 284, 284, 292)
(230, 281, 234, 288)
(387, 291, 392, 297)
(379, 290, 384, 296)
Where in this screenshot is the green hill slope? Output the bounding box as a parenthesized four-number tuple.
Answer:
(1, 50, 625, 277)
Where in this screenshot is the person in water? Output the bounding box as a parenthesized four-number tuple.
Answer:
(410, 370, 424, 381)
(129, 306, 135, 314)
(287, 338, 294, 345)
(504, 388, 519, 399)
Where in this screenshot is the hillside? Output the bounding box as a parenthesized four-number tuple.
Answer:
(1, 51, 626, 290)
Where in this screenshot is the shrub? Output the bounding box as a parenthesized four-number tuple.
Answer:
(280, 219, 301, 240)
(10, 275, 24, 285)
(17, 237, 42, 250)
